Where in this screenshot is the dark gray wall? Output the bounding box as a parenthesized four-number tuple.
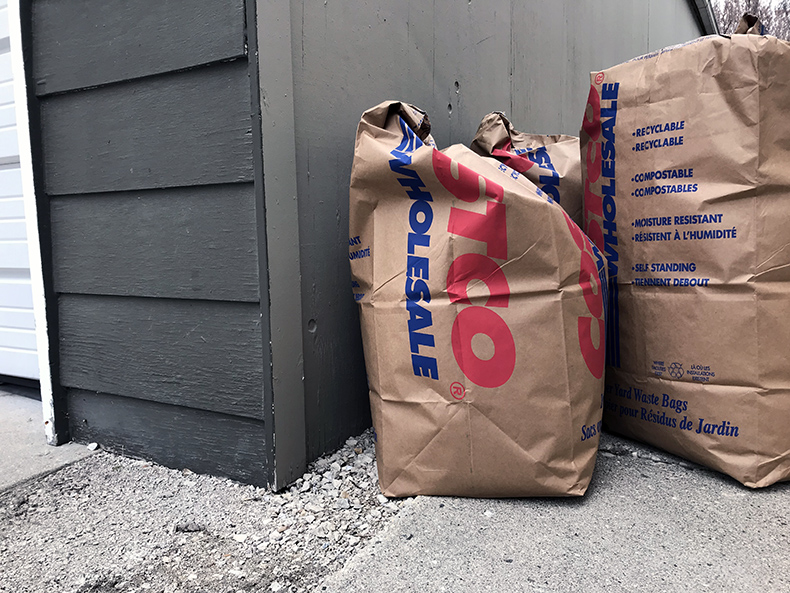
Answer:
(285, 0, 705, 460)
(24, 0, 272, 485)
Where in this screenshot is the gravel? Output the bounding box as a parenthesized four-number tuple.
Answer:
(0, 429, 410, 593)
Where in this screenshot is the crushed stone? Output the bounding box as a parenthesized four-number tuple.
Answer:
(0, 428, 411, 593)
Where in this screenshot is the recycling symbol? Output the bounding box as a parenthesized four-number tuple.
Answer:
(668, 362, 684, 379)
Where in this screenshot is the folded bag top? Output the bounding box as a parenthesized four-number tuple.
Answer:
(471, 111, 584, 229)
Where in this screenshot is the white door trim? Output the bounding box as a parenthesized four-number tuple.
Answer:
(9, 0, 58, 445)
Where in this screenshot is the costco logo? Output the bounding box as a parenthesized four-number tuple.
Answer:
(432, 150, 515, 388)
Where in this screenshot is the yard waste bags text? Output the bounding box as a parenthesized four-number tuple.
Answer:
(580, 28, 790, 487)
(349, 101, 606, 497)
(470, 112, 583, 228)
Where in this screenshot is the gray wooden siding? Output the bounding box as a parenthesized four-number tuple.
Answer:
(40, 61, 254, 196)
(68, 389, 268, 486)
(59, 296, 264, 420)
(30, 0, 246, 96)
(50, 185, 260, 301)
(24, 0, 270, 483)
(510, 1, 704, 137)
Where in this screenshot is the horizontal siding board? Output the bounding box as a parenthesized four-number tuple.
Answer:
(0, 306, 34, 329)
(0, 327, 36, 350)
(59, 295, 264, 420)
(0, 52, 9, 83)
(68, 389, 270, 486)
(0, 197, 24, 218)
(0, 102, 15, 127)
(0, 125, 18, 159)
(0, 346, 38, 379)
(31, 0, 246, 96)
(41, 61, 254, 195)
(0, 240, 29, 268)
(0, 5, 8, 40)
(0, 219, 27, 240)
(0, 169, 22, 196)
(0, 280, 32, 308)
(0, 80, 12, 106)
(51, 185, 260, 301)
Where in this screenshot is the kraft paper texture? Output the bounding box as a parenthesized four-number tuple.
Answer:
(580, 32, 790, 487)
(350, 101, 606, 497)
(471, 112, 584, 228)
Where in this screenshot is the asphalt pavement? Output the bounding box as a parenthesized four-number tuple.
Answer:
(0, 385, 92, 491)
(2, 384, 788, 592)
(320, 434, 790, 592)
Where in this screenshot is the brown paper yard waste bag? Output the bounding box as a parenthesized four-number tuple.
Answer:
(580, 30, 790, 487)
(470, 112, 584, 228)
(349, 101, 607, 497)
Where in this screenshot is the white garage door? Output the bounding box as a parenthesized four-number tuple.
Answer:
(0, 0, 38, 381)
